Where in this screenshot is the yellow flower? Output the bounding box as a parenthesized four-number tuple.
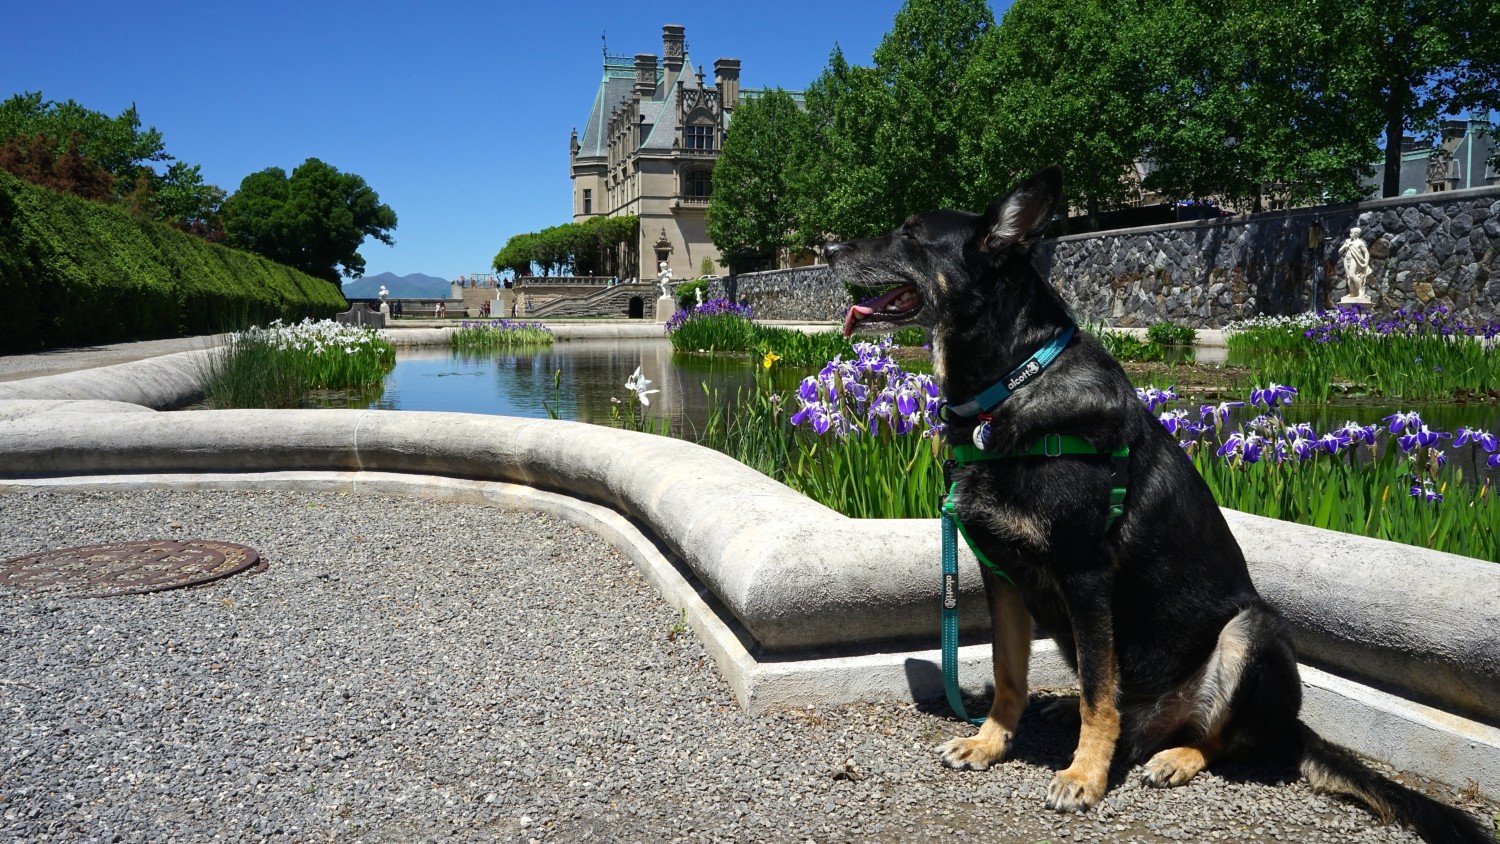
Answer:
(762, 351, 781, 370)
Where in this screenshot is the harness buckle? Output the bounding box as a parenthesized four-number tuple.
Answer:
(1042, 433, 1063, 457)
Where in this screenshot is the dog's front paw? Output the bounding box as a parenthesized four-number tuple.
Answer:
(1045, 765, 1106, 812)
(937, 725, 1013, 771)
(1141, 746, 1209, 788)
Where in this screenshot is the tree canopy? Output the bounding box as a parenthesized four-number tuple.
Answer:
(0, 91, 169, 189)
(222, 158, 397, 284)
(492, 215, 639, 278)
(708, 0, 1497, 241)
(706, 88, 807, 271)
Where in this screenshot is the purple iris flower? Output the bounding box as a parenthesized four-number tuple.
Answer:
(1217, 431, 1266, 464)
(1136, 385, 1179, 412)
(1489, 454, 1500, 469)
(790, 400, 816, 427)
(894, 388, 919, 417)
(1409, 479, 1443, 503)
(1335, 421, 1378, 446)
(1455, 427, 1498, 452)
(1396, 425, 1451, 453)
(798, 376, 819, 402)
(1250, 383, 1297, 407)
(1286, 431, 1315, 460)
(1158, 410, 1190, 434)
(1247, 414, 1278, 432)
(1383, 411, 1423, 433)
(1199, 401, 1244, 426)
(1316, 432, 1349, 455)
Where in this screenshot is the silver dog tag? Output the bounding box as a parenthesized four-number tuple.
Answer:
(972, 421, 992, 450)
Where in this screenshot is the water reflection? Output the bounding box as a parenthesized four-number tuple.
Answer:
(329, 339, 800, 432)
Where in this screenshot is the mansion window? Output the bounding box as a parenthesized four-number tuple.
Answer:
(684, 124, 716, 151)
(684, 169, 712, 198)
(583, 189, 592, 215)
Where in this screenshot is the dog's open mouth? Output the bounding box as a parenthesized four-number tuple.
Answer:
(843, 284, 922, 336)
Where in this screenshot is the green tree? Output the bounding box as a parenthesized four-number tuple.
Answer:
(154, 161, 227, 239)
(969, 0, 1148, 218)
(222, 158, 397, 284)
(1334, 0, 1499, 196)
(491, 216, 638, 278)
(0, 91, 169, 192)
(797, 0, 996, 241)
(1132, 0, 1378, 208)
(707, 88, 807, 271)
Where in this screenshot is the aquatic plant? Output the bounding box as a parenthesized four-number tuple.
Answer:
(1226, 306, 1500, 401)
(201, 318, 394, 408)
(450, 319, 554, 348)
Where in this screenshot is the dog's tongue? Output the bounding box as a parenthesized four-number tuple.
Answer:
(842, 285, 909, 337)
(843, 305, 875, 337)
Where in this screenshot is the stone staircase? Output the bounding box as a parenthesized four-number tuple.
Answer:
(527, 284, 660, 319)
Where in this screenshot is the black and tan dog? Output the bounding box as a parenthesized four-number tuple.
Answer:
(828, 166, 1492, 843)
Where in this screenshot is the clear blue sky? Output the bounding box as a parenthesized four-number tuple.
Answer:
(3, 0, 1015, 282)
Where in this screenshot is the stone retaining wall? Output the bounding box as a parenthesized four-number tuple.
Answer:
(706, 266, 848, 321)
(713, 185, 1500, 328)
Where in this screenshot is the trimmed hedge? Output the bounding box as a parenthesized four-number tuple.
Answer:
(0, 170, 346, 353)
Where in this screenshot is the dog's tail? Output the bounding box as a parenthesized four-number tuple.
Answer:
(1298, 722, 1494, 843)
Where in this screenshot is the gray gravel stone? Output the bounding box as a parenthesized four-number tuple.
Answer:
(1, 489, 1494, 843)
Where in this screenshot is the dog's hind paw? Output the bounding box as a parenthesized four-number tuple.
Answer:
(1045, 766, 1105, 812)
(1141, 746, 1209, 788)
(937, 727, 1013, 771)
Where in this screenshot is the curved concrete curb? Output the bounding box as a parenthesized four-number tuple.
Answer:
(4, 468, 1496, 798)
(0, 401, 1496, 728)
(0, 348, 217, 408)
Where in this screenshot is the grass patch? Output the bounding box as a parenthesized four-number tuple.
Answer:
(200, 319, 394, 409)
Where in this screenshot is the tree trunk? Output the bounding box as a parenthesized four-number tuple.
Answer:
(1382, 72, 1409, 198)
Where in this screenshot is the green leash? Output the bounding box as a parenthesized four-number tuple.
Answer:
(939, 435, 1129, 725)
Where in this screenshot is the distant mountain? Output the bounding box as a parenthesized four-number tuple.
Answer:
(342, 272, 451, 299)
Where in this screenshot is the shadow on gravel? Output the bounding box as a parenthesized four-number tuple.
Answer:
(908, 684, 1305, 798)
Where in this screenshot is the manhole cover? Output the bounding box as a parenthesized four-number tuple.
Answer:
(0, 540, 263, 598)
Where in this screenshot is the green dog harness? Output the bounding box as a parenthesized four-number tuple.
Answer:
(939, 435, 1129, 725)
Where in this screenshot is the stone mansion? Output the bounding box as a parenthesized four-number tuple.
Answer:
(570, 24, 769, 283)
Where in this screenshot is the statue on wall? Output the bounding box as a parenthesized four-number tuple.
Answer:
(695, 287, 703, 306)
(1338, 227, 1373, 304)
(656, 261, 674, 298)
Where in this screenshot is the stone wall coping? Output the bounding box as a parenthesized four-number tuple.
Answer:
(1049, 183, 1500, 244)
(0, 398, 1496, 723)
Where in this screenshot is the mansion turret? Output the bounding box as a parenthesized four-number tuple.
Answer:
(569, 24, 744, 283)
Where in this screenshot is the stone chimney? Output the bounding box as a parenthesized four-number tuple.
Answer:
(662, 24, 685, 73)
(634, 53, 657, 97)
(714, 58, 741, 110)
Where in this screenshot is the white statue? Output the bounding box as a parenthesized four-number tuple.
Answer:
(695, 287, 704, 306)
(1338, 227, 1373, 304)
(656, 260, 674, 298)
(378, 285, 389, 302)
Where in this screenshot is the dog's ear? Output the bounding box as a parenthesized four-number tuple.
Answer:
(977, 166, 1063, 256)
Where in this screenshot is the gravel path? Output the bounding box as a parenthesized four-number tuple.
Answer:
(1, 489, 1492, 843)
